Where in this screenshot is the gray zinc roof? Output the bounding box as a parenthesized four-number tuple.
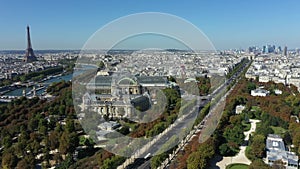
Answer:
(136, 76, 167, 84)
(95, 76, 112, 86)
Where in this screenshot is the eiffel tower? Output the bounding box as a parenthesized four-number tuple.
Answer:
(23, 25, 37, 62)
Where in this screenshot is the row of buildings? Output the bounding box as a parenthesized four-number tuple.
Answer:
(246, 53, 300, 92)
(79, 50, 246, 120)
(0, 26, 77, 81)
(0, 51, 77, 81)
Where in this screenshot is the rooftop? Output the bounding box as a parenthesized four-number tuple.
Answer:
(266, 134, 299, 166)
(136, 76, 168, 84)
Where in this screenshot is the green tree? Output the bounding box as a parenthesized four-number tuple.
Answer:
(43, 137, 51, 167)
(59, 131, 69, 155)
(19, 75, 26, 82)
(163, 88, 180, 107)
(48, 116, 57, 129)
(146, 122, 166, 137)
(55, 122, 63, 132)
(56, 154, 74, 169)
(150, 153, 168, 169)
(100, 156, 126, 169)
(29, 140, 41, 155)
(219, 143, 235, 156)
(97, 61, 105, 69)
(1, 152, 17, 169)
(223, 125, 245, 145)
(255, 122, 274, 137)
(2, 135, 12, 149)
(49, 131, 60, 150)
(292, 132, 300, 154)
(59, 131, 79, 155)
(16, 154, 35, 169)
(65, 119, 75, 133)
(187, 139, 215, 169)
(247, 82, 256, 93)
(283, 132, 292, 145)
(187, 151, 207, 169)
(59, 105, 66, 115)
(28, 118, 38, 131)
(250, 134, 265, 158)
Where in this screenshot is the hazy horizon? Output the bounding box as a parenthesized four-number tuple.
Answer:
(1, 0, 300, 50)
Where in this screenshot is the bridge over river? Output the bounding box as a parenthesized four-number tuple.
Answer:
(0, 73, 73, 103)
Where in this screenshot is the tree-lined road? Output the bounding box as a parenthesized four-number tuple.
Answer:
(119, 59, 251, 169)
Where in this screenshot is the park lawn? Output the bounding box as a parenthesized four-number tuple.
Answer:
(226, 163, 249, 169)
(250, 106, 260, 112)
(270, 126, 286, 136)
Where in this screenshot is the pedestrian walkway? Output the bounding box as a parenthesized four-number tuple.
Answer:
(209, 119, 260, 169)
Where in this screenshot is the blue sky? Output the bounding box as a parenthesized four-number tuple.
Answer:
(0, 0, 299, 50)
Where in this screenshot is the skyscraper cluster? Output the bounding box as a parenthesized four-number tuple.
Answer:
(248, 44, 289, 56)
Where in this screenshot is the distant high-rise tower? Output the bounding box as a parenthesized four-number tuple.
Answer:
(23, 25, 37, 62)
(262, 46, 266, 54)
(276, 46, 282, 54)
(283, 46, 288, 56)
(296, 48, 300, 55)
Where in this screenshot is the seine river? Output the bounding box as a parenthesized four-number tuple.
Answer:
(5, 74, 73, 96)
(5, 64, 97, 96)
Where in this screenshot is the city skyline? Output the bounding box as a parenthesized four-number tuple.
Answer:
(0, 0, 300, 50)
(1, 1, 300, 169)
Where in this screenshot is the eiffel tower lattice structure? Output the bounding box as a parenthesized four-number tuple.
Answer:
(23, 25, 37, 62)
